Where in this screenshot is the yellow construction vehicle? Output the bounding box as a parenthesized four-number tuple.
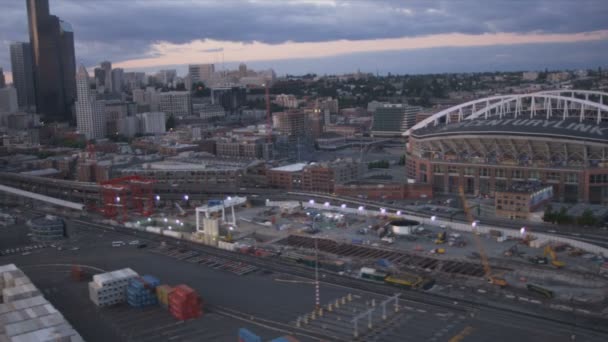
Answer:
(459, 186, 508, 287)
(435, 231, 447, 244)
(543, 245, 566, 268)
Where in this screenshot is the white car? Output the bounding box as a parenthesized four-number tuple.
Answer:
(129, 240, 140, 245)
(112, 241, 126, 247)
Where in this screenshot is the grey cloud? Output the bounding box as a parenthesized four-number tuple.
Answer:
(0, 0, 607, 73)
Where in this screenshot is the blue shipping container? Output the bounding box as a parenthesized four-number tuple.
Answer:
(238, 328, 261, 342)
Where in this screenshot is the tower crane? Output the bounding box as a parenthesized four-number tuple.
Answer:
(459, 186, 507, 287)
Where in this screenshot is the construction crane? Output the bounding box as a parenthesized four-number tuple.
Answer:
(264, 82, 272, 144)
(458, 186, 507, 287)
(543, 245, 566, 268)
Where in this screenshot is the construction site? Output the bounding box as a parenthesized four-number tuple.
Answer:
(98, 185, 608, 314)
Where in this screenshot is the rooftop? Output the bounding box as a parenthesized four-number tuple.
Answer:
(270, 163, 308, 172)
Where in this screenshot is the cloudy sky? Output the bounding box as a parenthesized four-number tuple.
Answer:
(1, 0, 608, 81)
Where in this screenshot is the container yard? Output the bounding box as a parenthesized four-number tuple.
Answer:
(1, 198, 607, 342)
(0, 264, 84, 342)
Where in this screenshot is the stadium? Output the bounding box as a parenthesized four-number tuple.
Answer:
(404, 90, 608, 204)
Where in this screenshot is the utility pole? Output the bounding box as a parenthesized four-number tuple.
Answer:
(314, 237, 320, 311)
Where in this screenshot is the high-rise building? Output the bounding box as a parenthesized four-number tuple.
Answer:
(157, 69, 176, 86)
(75, 65, 105, 139)
(188, 64, 215, 85)
(0, 68, 5, 88)
(111, 68, 124, 94)
(100, 61, 112, 93)
(371, 103, 422, 137)
(0, 87, 19, 114)
(157, 91, 191, 118)
(238, 63, 247, 78)
(27, 0, 76, 122)
(10, 42, 36, 109)
(136, 112, 166, 134)
(94, 67, 105, 91)
(210, 86, 246, 115)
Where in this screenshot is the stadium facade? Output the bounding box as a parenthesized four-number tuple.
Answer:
(405, 90, 608, 205)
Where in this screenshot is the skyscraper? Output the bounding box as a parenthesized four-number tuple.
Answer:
(111, 68, 124, 93)
(188, 64, 215, 85)
(75, 65, 105, 140)
(100, 61, 112, 92)
(10, 42, 36, 109)
(0, 68, 5, 88)
(27, 0, 76, 122)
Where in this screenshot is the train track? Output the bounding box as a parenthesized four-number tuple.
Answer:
(69, 218, 608, 338)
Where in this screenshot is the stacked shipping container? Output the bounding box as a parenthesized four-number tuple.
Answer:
(168, 285, 203, 320)
(127, 276, 160, 308)
(156, 285, 173, 309)
(0, 263, 84, 341)
(89, 268, 138, 307)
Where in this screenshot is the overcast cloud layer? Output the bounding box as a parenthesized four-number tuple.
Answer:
(0, 0, 607, 76)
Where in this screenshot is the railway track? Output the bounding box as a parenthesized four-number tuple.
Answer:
(68, 218, 608, 338)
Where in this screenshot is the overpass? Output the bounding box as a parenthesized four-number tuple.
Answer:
(0, 184, 84, 210)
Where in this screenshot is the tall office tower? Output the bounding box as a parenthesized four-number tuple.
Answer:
(0, 68, 5, 88)
(100, 61, 112, 92)
(75, 65, 105, 140)
(10, 42, 36, 109)
(111, 68, 124, 94)
(188, 64, 215, 85)
(94, 67, 105, 90)
(27, 0, 76, 122)
(157, 69, 176, 86)
(238, 63, 247, 78)
(371, 103, 422, 137)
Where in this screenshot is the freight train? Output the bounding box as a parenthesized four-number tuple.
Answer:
(360, 267, 436, 290)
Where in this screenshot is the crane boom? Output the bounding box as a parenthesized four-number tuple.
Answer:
(459, 186, 507, 287)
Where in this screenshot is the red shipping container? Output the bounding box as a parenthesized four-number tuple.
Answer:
(169, 285, 203, 320)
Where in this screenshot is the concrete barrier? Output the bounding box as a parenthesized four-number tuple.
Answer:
(163, 230, 183, 239)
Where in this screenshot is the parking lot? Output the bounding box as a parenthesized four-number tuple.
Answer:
(147, 244, 259, 276)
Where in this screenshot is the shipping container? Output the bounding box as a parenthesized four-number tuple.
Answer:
(156, 285, 173, 308)
(238, 328, 261, 342)
(168, 285, 203, 320)
(127, 276, 160, 308)
(359, 267, 389, 282)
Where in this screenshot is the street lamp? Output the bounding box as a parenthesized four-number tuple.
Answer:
(520, 227, 527, 238)
(115, 196, 120, 203)
(147, 217, 152, 222)
(341, 204, 347, 209)
(324, 202, 330, 207)
(431, 215, 436, 222)
(309, 199, 315, 205)
(184, 194, 189, 201)
(168, 226, 172, 230)
(227, 196, 232, 201)
(358, 206, 364, 211)
(380, 208, 386, 215)
(163, 218, 168, 223)
(155, 195, 160, 201)
(396, 211, 402, 216)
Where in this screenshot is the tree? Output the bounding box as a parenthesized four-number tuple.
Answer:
(576, 209, 597, 227)
(166, 114, 176, 130)
(398, 155, 406, 165)
(542, 204, 555, 223)
(555, 207, 573, 225)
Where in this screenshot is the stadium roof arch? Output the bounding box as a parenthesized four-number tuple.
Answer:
(405, 90, 608, 136)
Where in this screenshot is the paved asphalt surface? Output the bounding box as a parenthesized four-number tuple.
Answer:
(1, 214, 608, 342)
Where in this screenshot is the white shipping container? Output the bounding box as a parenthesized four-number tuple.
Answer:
(163, 230, 183, 239)
(0, 304, 58, 331)
(5, 312, 65, 337)
(10, 323, 79, 342)
(2, 284, 41, 303)
(0, 297, 48, 315)
(146, 226, 161, 234)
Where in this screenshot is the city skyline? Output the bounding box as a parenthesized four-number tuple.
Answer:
(1, 0, 608, 82)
